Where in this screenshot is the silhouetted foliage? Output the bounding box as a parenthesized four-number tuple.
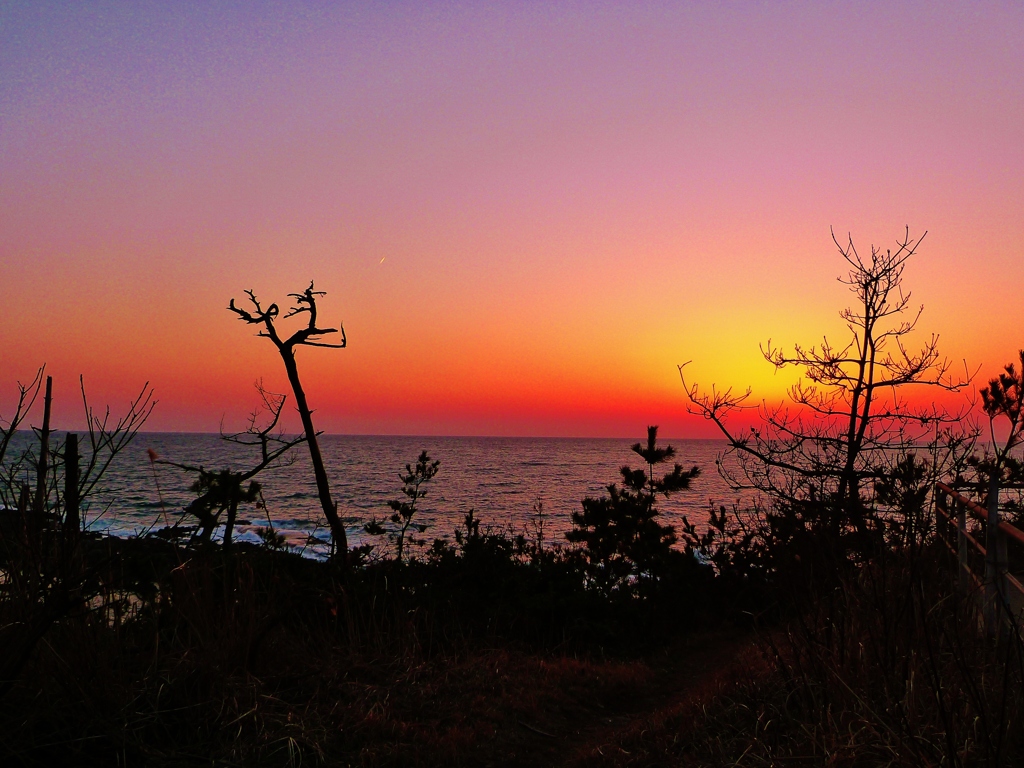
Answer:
(182, 470, 262, 547)
(0, 366, 45, 513)
(159, 382, 304, 548)
(874, 451, 933, 546)
(968, 351, 1024, 489)
(567, 426, 699, 596)
(365, 450, 440, 561)
(228, 282, 351, 566)
(0, 371, 155, 705)
(77, 376, 156, 510)
(683, 228, 973, 565)
(0, 371, 155, 529)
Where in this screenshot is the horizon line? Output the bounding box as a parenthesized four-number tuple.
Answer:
(14, 429, 730, 442)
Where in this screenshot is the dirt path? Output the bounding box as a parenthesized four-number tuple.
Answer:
(486, 628, 755, 767)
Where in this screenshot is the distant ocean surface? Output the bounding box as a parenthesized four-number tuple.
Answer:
(18, 434, 750, 558)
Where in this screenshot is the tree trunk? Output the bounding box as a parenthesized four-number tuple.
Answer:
(224, 495, 238, 550)
(33, 376, 53, 518)
(985, 473, 1007, 637)
(280, 347, 349, 568)
(63, 433, 79, 546)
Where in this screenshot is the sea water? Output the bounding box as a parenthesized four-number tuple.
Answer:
(6, 434, 750, 558)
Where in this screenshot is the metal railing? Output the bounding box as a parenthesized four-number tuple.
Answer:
(934, 481, 1024, 636)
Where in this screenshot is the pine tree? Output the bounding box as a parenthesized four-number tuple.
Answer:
(567, 426, 699, 595)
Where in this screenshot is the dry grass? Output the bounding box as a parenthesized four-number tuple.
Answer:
(0, 544, 737, 767)
(4, 535, 1019, 767)
(571, 546, 1024, 767)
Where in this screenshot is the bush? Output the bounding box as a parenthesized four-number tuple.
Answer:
(567, 426, 700, 597)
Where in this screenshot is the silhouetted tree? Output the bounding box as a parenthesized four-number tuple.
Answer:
(965, 350, 1024, 522)
(0, 372, 154, 698)
(682, 228, 972, 558)
(366, 450, 440, 562)
(180, 469, 262, 548)
(0, 371, 154, 537)
(0, 366, 45, 511)
(162, 382, 304, 548)
(228, 283, 349, 565)
(567, 426, 699, 595)
(977, 350, 1024, 484)
(77, 376, 156, 509)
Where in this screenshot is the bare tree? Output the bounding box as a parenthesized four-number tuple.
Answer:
(78, 377, 156, 508)
(0, 370, 154, 529)
(364, 450, 440, 563)
(681, 228, 973, 555)
(228, 282, 349, 565)
(0, 366, 45, 510)
(161, 382, 306, 548)
(976, 350, 1024, 485)
(967, 351, 1024, 630)
(0, 372, 155, 698)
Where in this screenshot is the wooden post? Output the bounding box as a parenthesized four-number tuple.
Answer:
(223, 496, 238, 551)
(956, 496, 968, 597)
(63, 433, 79, 547)
(996, 510, 1010, 635)
(939, 489, 953, 548)
(33, 376, 53, 519)
(985, 474, 1008, 637)
(16, 482, 30, 547)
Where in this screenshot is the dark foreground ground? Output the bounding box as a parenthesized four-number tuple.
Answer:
(0, 535, 753, 767)
(2, 536, 1023, 766)
(2, 624, 754, 767)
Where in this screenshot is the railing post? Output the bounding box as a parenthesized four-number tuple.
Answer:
(985, 475, 1009, 637)
(17, 482, 31, 546)
(63, 433, 80, 547)
(956, 495, 969, 597)
(935, 486, 947, 539)
(33, 375, 53, 520)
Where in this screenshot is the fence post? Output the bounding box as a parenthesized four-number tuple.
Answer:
(63, 433, 79, 546)
(936, 486, 947, 538)
(33, 375, 53, 520)
(956, 496, 968, 597)
(985, 475, 1009, 637)
(17, 482, 31, 546)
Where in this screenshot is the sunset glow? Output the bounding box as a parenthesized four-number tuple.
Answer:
(2, 2, 1022, 436)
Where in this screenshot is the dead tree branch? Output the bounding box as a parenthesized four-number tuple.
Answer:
(681, 228, 976, 556)
(228, 282, 349, 566)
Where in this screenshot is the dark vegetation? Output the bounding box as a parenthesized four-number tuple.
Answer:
(1, 239, 1023, 766)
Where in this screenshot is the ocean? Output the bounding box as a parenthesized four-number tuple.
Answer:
(8, 433, 749, 559)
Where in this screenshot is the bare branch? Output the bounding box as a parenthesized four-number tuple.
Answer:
(78, 378, 157, 504)
(221, 380, 307, 467)
(681, 228, 975, 551)
(226, 281, 350, 564)
(0, 365, 45, 473)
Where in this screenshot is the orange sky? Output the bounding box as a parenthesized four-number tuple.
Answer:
(1, 2, 1022, 436)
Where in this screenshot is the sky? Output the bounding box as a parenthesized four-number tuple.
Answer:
(1, 1, 1022, 437)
